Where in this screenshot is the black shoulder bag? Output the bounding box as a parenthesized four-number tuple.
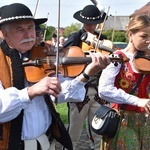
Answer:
(91, 74, 144, 138)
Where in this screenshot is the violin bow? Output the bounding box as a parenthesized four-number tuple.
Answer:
(90, 0, 105, 30)
(56, 0, 60, 77)
(34, 0, 40, 17)
(54, 0, 61, 104)
(90, 0, 98, 6)
(90, 0, 110, 53)
(94, 6, 110, 52)
(43, 13, 49, 41)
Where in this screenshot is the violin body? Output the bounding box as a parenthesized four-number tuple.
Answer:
(23, 46, 54, 83)
(133, 50, 150, 73)
(59, 46, 86, 78)
(23, 46, 87, 82)
(80, 31, 114, 55)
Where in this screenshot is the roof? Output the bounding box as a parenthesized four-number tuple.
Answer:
(98, 2, 149, 31)
(104, 16, 130, 31)
(130, 2, 150, 17)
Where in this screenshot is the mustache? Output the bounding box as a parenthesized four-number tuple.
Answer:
(20, 38, 35, 44)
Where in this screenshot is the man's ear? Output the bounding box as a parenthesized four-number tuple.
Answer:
(1, 28, 9, 41)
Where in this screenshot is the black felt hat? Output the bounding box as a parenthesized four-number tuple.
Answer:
(52, 33, 57, 38)
(0, 3, 47, 25)
(0, 5, 7, 18)
(35, 25, 45, 32)
(73, 5, 106, 24)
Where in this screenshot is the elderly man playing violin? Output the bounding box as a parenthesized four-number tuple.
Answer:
(63, 4, 109, 150)
(0, 3, 110, 150)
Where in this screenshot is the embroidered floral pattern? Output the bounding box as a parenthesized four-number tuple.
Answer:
(119, 79, 130, 89)
(101, 112, 150, 150)
(125, 72, 135, 81)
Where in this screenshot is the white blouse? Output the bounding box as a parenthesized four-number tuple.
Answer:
(98, 49, 139, 106)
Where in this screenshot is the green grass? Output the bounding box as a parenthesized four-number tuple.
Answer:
(55, 103, 68, 124)
(55, 103, 86, 128)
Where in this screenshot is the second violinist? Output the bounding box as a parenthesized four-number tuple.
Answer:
(63, 4, 108, 150)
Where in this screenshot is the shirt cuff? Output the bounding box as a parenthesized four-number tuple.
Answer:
(74, 76, 86, 87)
(19, 88, 31, 107)
(126, 94, 139, 106)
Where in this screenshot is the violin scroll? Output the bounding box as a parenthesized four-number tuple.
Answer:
(109, 53, 129, 66)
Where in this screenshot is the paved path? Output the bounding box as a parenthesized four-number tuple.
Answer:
(56, 129, 92, 150)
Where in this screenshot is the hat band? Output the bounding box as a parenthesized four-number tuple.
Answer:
(80, 12, 101, 20)
(0, 15, 34, 24)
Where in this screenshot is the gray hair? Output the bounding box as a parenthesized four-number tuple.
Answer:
(1, 23, 9, 31)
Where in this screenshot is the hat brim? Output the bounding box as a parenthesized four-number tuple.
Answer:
(34, 18, 47, 25)
(0, 17, 47, 26)
(73, 10, 106, 24)
(36, 25, 45, 32)
(36, 28, 45, 32)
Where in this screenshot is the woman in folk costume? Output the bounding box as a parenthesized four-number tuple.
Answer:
(99, 14, 150, 150)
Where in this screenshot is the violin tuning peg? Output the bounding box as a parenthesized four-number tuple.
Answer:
(86, 41, 91, 45)
(118, 54, 123, 58)
(114, 62, 118, 67)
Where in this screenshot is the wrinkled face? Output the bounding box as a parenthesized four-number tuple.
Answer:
(1, 20, 36, 53)
(84, 24, 97, 33)
(130, 26, 150, 51)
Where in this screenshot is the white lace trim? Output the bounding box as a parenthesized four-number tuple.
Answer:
(0, 15, 34, 24)
(80, 13, 101, 20)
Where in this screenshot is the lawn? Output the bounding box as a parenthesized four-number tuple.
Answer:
(55, 102, 86, 128)
(55, 103, 68, 124)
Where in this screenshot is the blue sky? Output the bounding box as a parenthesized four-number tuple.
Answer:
(1, 0, 149, 27)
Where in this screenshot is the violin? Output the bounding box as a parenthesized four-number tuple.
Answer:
(23, 46, 129, 83)
(23, 46, 87, 82)
(80, 32, 114, 55)
(133, 50, 150, 73)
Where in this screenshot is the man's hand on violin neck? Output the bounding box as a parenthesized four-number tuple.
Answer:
(27, 77, 61, 100)
(84, 52, 110, 76)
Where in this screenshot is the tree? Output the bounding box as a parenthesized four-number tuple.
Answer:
(103, 29, 127, 42)
(64, 23, 82, 37)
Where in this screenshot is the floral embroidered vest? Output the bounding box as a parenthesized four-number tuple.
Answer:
(111, 51, 150, 112)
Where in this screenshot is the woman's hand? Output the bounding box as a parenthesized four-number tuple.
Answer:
(137, 98, 150, 114)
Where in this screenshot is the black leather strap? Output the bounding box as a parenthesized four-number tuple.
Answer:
(82, 72, 91, 80)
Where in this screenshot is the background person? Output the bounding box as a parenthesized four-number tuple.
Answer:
(99, 14, 150, 150)
(59, 36, 65, 48)
(63, 5, 108, 150)
(51, 33, 57, 52)
(35, 24, 45, 46)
